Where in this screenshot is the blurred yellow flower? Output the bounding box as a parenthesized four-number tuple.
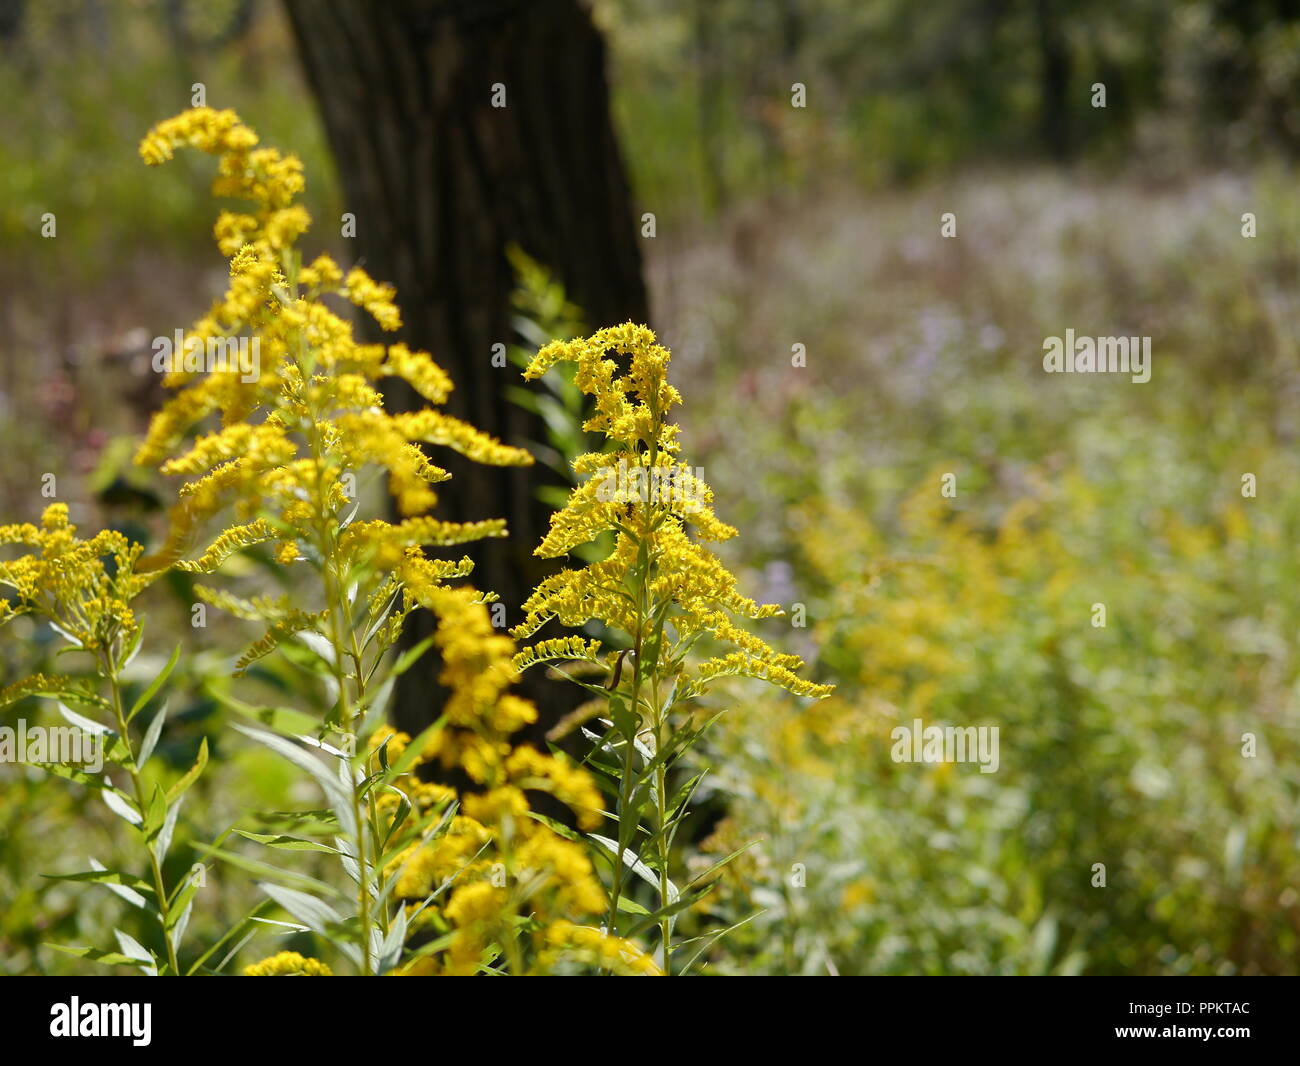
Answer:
(243, 951, 333, 977)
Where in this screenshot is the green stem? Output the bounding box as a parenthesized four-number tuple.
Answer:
(105, 658, 181, 976)
(346, 618, 388, 941)
(605, 622, 644, 942)
(654, 749, 672, 974)
(304, 382, 377, 974)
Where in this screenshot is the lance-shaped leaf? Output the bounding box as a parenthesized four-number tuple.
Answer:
(114, 929, 159, 976)
(166, 737, 208, 804)
(43, 860, 153, 910)
(231, 725, 356, 839)
(128, 643, 181, 721)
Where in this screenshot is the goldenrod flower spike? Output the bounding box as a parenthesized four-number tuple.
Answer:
(515, 323, 832, 973)
(377, 586, 654, 975)
(515, 324, 832, 703)
(0, 503, 160, 653)
(134, 107, 531, 586)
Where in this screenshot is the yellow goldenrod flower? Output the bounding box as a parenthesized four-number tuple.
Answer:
(243, 951, 333, 977)
(0, 504, 160, 653)
(514, 324, 832, 704)
(538, 921, 662, 976)
(135, 107, 531, 595)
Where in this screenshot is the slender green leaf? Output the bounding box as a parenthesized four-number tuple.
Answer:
(157, 794, 183, 861)
(679, 911, 764, 975)
(259, 883, 344, 937)
(185, 900, 273, 976)
(684, 841, 758, 892)
(234, 831, 342, 854)
(590, 834, 678, 902)
(46, 944, 141, 968)
(390, 635, 434, 678)
(194, 843, 340, 898)
(143, 783, 168, 840)
(137, 701, 167, 768)
(206, 685, 319, 736)
(165, 737, 208, 804)
(129, 643, 181, 721)
(57, 701, 112, 736)
(114, 929, 158, 975)
(101, 786, 141, 826)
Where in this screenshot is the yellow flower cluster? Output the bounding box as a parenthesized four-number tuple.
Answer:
(134, 108, 532, 584)
(513, 324, 832, 703)
(381, 587, 657, 974)
(0, 504, 160, 654)
(243, 951, 333, 977)
(537, 920, 661, 976)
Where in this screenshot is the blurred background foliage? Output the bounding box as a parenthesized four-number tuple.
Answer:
(1, 0, 1299, 974)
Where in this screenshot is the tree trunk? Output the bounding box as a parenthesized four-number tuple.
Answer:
(1034, 0, 1072, 161)
(284, 0, 648, 738)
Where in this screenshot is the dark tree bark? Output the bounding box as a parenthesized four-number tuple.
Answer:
(1034, 0, 1072, 161)
(284, 0, 648, 736)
